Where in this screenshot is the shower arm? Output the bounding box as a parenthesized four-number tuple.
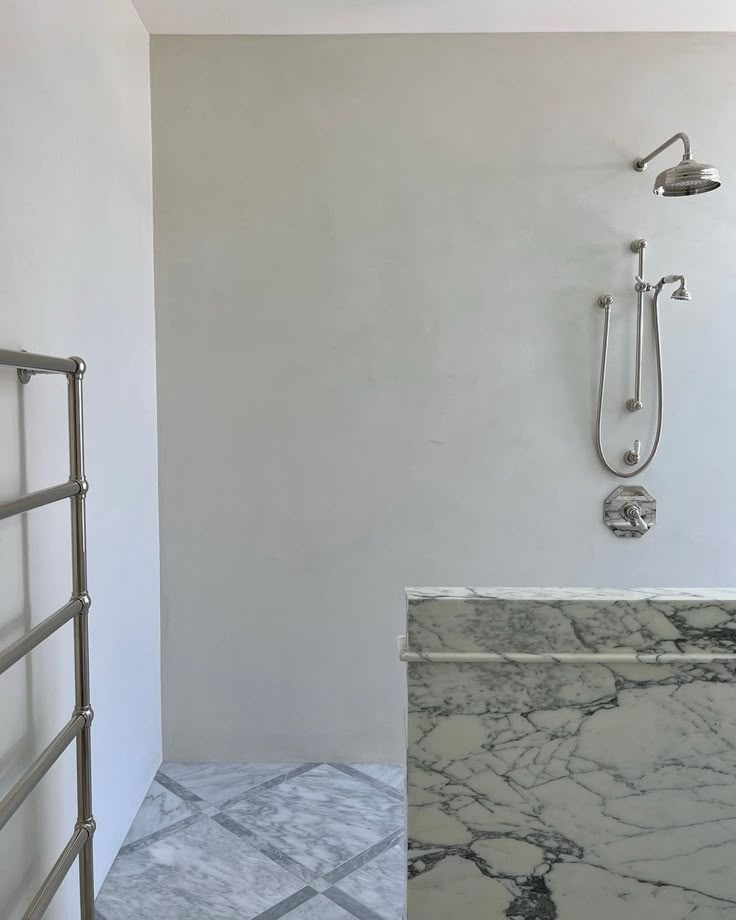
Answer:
(634, 132, 691, 172)
(595, 274, 679, 479)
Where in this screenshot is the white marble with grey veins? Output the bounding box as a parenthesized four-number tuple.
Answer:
(97, 762, 404, 920)
(98, 816, 305, 920)
(122, 779, 200, 846)
(406, 588, 736, 919)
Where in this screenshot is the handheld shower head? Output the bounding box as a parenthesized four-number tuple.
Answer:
(659, 275, 692, 301)
(634, 132, 721, 196)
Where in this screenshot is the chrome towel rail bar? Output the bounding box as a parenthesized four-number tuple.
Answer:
(0, 481, 82, 521)
(397, 636, 736, 665)
(0, 347, 78, 376)
(0, 348, 95, 920)
(23, 826, 90, 920)
(0, 599, 83, 676)
(0, 713, 87, 833)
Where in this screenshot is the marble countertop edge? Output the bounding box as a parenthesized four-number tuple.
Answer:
(406, 587, 736, 601)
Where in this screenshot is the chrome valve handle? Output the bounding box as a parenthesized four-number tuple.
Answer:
(622, 502, 649, 534)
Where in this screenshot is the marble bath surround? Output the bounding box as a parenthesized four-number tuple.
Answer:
(405, 588, 736, 919)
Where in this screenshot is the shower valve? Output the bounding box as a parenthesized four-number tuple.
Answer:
(603, 486, 656, 538)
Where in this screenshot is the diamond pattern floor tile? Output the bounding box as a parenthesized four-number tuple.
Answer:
(160, 762, 296, 805)
(96, 816, 303, 920)
(97, 762, 405, 920)
(222, 764, 403, 878)
(347, 765, 405, 792)
(334, 839, 405, 920)
(122, 779, 200, 846)
(278, 894, 356, 919)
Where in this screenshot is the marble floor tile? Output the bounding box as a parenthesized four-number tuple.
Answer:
(122, 779, 200, 847)
(95, 816, 304, 920)
(334, 839, 405, 920)
(211, 811, 318, 885)
(223, 764, 403, 878)
(98, 762, 406, 920)
(323, 889, 386, 920)
(160, 761, 298, 805)
(323, 830, 403, 885)
(347, 764, 405, 792)
(270, 893, 357, 919)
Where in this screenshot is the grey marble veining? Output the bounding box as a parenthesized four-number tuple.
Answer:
(277, 894, 356, 919)
(406, 588, 736, 919)
(334, 839, 405, 920)
(347, 764, 405, 792)
(96, 816, 305, 920)
(223, 764, 403, 879)
(122, 779, 201, 846)
(160, 761, 298, 805)
(97, 761, 406, 920)
(408, 589, 736, 656)
(407, 586, 736, 601)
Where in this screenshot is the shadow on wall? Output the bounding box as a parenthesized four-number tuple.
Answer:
(0, 377, 41, 916)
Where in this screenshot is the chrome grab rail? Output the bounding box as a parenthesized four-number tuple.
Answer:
(0, 348, 95, 920)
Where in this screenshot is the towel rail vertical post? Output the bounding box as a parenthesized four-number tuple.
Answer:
(68, 359, 95, 918)
(0, 347, 96, 920)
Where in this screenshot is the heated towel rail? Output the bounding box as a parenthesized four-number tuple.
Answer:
(0, 348, 94, 920)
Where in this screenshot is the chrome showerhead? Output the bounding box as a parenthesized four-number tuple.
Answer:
(671, 279, 692, 301)
(659, 275, 692, 301)
(634, 132, 721, 197)
(654, 158, 720, 197)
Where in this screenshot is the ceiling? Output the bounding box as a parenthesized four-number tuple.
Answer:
(132, 0, 736, 35)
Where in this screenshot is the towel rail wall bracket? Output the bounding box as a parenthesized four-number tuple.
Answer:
(0, 347, 95, 920)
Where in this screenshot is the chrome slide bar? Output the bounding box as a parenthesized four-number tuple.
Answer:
(0, 348, 95, 920)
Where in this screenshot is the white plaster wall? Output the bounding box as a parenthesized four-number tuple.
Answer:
(151, 33, 736, 763)
(0, 2, 160, 916)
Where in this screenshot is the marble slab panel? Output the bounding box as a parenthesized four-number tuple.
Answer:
(407, 588, 736, 655)
(406, 589, 736, 919)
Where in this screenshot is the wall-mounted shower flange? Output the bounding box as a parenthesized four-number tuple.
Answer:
(16, 350, 43, 384)
(603, 485, 656, 538)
